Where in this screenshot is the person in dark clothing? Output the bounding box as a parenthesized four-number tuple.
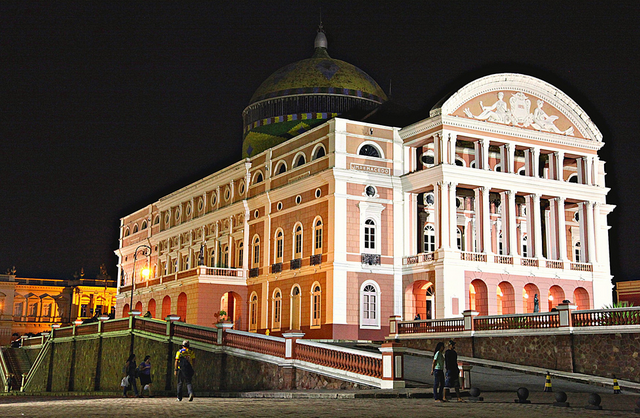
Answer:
(444, 340, 464, 402)
(123, 353, 140, 397)
(175, 340, 196, 401)
(430, 341, 445, 402)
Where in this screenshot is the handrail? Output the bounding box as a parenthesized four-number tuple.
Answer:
(296, 340, 382, 378)
(21, 336, 52, 392)
(0, 348, 9, 391)
(397, 318, 464, 334)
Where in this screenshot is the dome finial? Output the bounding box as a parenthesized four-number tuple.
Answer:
(314, 21, 327, 50)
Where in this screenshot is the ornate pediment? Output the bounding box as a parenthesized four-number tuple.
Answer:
(435, 73, 602, 142)
(457, 90, 576, 137)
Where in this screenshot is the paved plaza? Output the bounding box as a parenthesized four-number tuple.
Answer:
(0, 392, 638, 417)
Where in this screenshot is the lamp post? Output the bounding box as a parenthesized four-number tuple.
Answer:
(129, 244, 151, 316)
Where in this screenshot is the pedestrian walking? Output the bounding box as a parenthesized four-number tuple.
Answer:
(431, 341, 446, 402)
(139, 355, 153, 397)
(175, 340, 196, 401)
(444, 340, 465, 402)
(122, 353, 140, 398)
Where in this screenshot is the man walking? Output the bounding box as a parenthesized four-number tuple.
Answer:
(175, 340, 196, 401)
(444, 340, 465, 402)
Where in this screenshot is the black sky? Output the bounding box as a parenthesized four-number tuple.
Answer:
(1, 1, 638, 281)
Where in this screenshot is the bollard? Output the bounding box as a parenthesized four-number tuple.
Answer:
(585, 393, 602, 410)
(514, 387, 531, 404)
(544, 371, 553, 392)
(553, 391, 570, 407)
(468, 387, 483, 402)
(613, 374, 621, 394)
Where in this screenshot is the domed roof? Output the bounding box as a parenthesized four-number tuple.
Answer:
(242, 27, 387, 158)
(249, 47, 387, 105)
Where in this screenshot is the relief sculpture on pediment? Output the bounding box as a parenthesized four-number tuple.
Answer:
(463, 91, 574, 136)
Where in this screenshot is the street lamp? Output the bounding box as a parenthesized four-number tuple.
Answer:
(129, 244, 151, 316)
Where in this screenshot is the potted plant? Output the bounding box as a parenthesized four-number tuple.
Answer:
(214, 310, 233, 330)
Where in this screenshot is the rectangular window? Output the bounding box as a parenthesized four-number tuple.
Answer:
(364, 227, 375, 249)
(295, 235, 302, 256)
(315, 229, 322, 250)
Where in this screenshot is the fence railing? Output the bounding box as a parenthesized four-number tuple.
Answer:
(460, 252, 487, 262)
(404, 252, 435, 265)
(397, 318, 464, 334)
(224, 329, 285, 358)
(572, 307, 640, 327)
(296, 340, 382, 378)
(392, 306, 640, 335)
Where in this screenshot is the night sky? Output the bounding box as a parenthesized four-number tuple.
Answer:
(1, 1, 638, 282)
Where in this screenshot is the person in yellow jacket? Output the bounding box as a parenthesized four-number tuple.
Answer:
(175, 340, 196, 401)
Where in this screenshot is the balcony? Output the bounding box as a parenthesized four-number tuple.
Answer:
(120, 266, 245, 293)
(361, 253, 381, 266)
(249, 268, 260, 278)
(404, 252, 435, 265)
(310, 254, 322, 266)
(272, 262, 282, 273)
(494, 255, 513, 265)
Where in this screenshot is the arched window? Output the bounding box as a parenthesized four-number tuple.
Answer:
(153, 215, 160, 225)
(518, 167, 526, 176)
(421, 152, 435, 168)
(364, 219, 376, 250)
(237, 241, 243, 268)
(568, 174, 578, 183)
(498, 232, 504, 255)
(124, 228, 130, 237)
(122, 303, 130, 318)
(148, 299, 156, 318)
(574, 241, 581, 262)
(494, 164, 502, 172)
(293, 224, 303, 259)
(221, 245, 229, 268)
(423, 224, 435, 253)
(455, 158, 464, 167)
(141, 220, 148, 230)
(252, 236, 261, 268)
(312, 145, 326, 160)
(274, 230, 284, 263)
(456, 227, 463, 251)
(209, 248, 216, 268)
(470, 160, 476, 169)
(253, 171, 264, 184)
(249, 293, 258, 332)
(360, 282, 380, 328)
(275, 161, 287, 175)
(177, 292, 187, 322)
(358, 143, 381, 158)
(313, 218, 323, 254)
(272, 289, 282, 331)
(290, 286, 301, 330)
(294, 153, 306, 167)
(311, 283, 321, 328)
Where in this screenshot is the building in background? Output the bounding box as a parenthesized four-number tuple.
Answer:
(0, 268, 117, 345)
(116, 27, 613, 341)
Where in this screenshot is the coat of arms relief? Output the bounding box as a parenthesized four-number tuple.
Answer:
(463, 91, 574, 136)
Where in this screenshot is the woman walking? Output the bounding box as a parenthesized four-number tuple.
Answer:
(430, 342, 446, 402)
(139, 355, 153, 397)
(122, 353, 140, 398)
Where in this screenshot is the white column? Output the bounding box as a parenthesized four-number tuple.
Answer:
(449, 183, 458, 249)
(577, 158, 586, 184)
(531, 147, 540, 178)
(532, 194, 543, 259)
(586, 201, 596, 263)
(507, 191, 518, 256)
(437, 181, 449, 248)
(549, 198, 559, 259)
(481, 139, 490, 170)
(592, 202, 601, 263)
(578, 202, 587, 263)
(592, 156, 600, 186)
(556, 197, 568, 261)
(474, 141, 482, 169)
(585, 157, 593, 186)
(448, 132, 457, 165)
(434, 133, 442, 165)
(482, 187, 491, 254)
(556, 151, 565, 181)
(507, 144, 515, 173)
(474, 188, 482, 253)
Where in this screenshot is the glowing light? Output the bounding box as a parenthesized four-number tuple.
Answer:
(141, 267, 150, 278)
(548, 295, 554, 301)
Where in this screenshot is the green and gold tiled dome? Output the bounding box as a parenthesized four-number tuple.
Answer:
(242, 26, 387, 157)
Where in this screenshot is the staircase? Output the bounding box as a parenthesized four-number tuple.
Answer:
(2, 347, 33, 390)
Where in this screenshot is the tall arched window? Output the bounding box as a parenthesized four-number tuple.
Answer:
(313, 218, 323, 254)
(360, 282, 380, 328)
(161, 295, 171, 319)
(209, 248, 216, 267)
(574, 241, 581, 262)
(237, 241, 243, 268)
(272, 289, 282, 331)
(293, 224, 303, 259)
(521, 235, 528, 257)
(252, 236, 260, 268)
(364, 219, 376, 250)
(290, 286, 301, 330)
(312, 145, 326, 160)
(275, 161, 287, 175)
(221, 245, 229, 268)
(274, 230, 284, 263)
(311, 284, 321, 328)
(148, 299, 156, 318)
(423, 224, 435, 253)
(456, 227, 463, 251)
(249, 293, 258, 332)
(294, 153, 306, 167)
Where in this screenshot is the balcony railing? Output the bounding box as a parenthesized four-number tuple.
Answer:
(310, 254, 322, 266)
(474, 312, 559, 330)
(460, 252, 487, 262)
(546, 260, 564, 269)
(361, 253, 381, 266)
(249, 268, 260, 278)
(271, 263, 282, 274)
(290, 258, 302, 270)
(494, 255, 513, 265)
(397, 318, 464, 334)
(521, 257, 539, 267)
(404, 252, 435, 265)
(121, 266, 244, 292)
(571, 262, 593, 272)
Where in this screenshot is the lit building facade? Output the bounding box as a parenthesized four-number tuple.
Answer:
(115, 30, 613, 341)
(0, 273, 117, 345)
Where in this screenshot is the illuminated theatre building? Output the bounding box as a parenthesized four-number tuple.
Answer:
(116, 29, 613, 340)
